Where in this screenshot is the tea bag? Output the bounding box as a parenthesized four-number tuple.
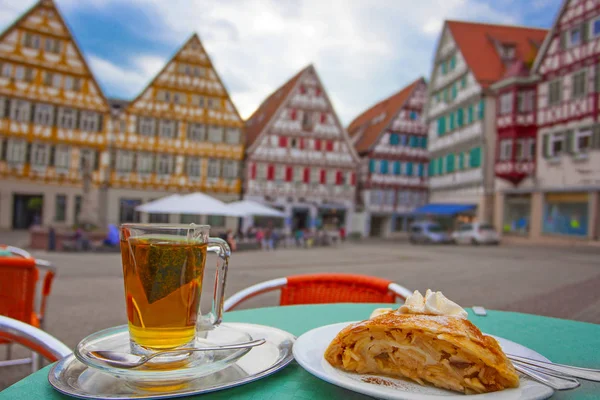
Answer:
(138, 243, 205, 304)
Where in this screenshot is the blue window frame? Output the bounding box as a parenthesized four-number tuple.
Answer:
(369, 159, 376, 173)
(380, 159, 389, 174)
(409, 136, 416, 148)
(594, 19, 600, 37)
(418, 163, 424, 177)
(389, 133, 400, 145)
(400, 135, 407, 145)
(393, 161, 401, 175)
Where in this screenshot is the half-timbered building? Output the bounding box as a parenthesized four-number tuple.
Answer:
(244, 65, 359, 235)
(347, 78, 429, 238)
(106, 34, 244, 230)
(425, 21, 547, 227)
(0, 0, 110, 229)
(505, 0, 600, 242)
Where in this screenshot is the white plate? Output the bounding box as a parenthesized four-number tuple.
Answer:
(293, 322, 554, 400)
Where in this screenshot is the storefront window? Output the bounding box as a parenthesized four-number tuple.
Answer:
(543, 193, 588, 237)
(503, 195, 531, 235)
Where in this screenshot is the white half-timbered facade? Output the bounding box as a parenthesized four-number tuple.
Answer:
(347, 78, 428, 238)
(244, 65, 359, 236)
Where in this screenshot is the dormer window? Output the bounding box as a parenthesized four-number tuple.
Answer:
(371, 112, 386, 125)
(500, 44, 516, 60)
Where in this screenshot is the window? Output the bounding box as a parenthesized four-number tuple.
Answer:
(389, 133, 399, 145)
(410, 111, 418, 120)
(73, 78, 81, 92)
(10, 100, 31, 122)
(468, 104, 474, 123)
(15, 66, 25, 81)
(115, 150, 134, 172)
(274, 164, 285, 181)
(400, 135, 407, 146)
(1, 63, 12, 77)
(543, 193, 589, 236)
(156, 154, 174, 175)
(478, 99, 485, 119)
(223, 160, 238, 179)
(43, 71, 53, 86)
(369, 159, 377, 173)
(226, 128, 241, 144)
(55, 195, 67, 222)
(310, 167, 320, 183)
(34, 104, 54, 126)
(592, 17, 600, 39)
(461, 75, 467, 89)
(449, 112, 455, 130)
(499, 139, 513, 161)
(57, 107, 77, 129)
(293, 166, 304, 182)
(370, 190, 383, 205)
(548, 132, 564, 158)
(257, 163, 267, 180)
(208, 125, 224, 142)
(449, 55, 456, 70)
(207, 98, 220, 109)
(173, 93, 182, 104)
(440, 60, 447, 75)
(437, 116, 446, 136)
(548, 79, 562, 105)
(180, 214, 202, 224)
(207, 215, 225, 227)
(517, 91, 534, 112)
(568, 26, 581, 47)
(80, 111, 99, 132)
(187, 123, 205, 141)
(52, 73, 61, 88)
(406, 161, 414, 176)
(119, 199, 141, 224)
(44, 38, 61, 54)
(193, 66, 205, 77)
(499, 93, 513, 115)
(22, 32, 40, 49)
(139, 117, 156, 136)
(303, 111, 317, 130)
(136, 153, 153, 174)
(54, 145, 70, 169)
(64, 76, 77, 91)
(186, 157, 201, 177)
(451, 83, 457, 100)
(515, 138, 535, 161)
(6, 140, 27, 163)
(445, 154, 455, 173)
(574, 129, 592, 153)
(207, 159, 220, 178)
(500, 44, 516, 60)
(572, 70, 587, 99)
(380, 160, 389, 174)
(469, 147, 482, 168)
(192, 95, 205, 107)
(30, 143, 50, 166)
(159, 120, 177, 138)
(457, 108, 464, 127)
(24, 68, 34, 82)
(79, 149, 96, 170)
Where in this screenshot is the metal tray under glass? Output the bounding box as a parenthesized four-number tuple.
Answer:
(48, 322, 295, 399)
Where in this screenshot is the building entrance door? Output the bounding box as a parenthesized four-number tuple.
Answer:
(12, 194, 44, 229)
(369, 216, 386, 237)
(292, 208, 309, 231)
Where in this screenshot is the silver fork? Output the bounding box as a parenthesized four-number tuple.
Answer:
(513, 361, 581, 390)
(508, 354, 600, 382)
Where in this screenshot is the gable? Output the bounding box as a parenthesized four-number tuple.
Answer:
(246, 65, 359, 165)
(127, 34, 242, 126)
(0, 0, 108, 111)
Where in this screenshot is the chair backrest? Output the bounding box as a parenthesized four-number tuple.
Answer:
(0, 257, 38, 323)
(280, 273, 396, 305)
(0, 316, 71, 362)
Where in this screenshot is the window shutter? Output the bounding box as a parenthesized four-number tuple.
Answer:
(560, 31, 567, 50)
(250, 163, 256, 179)
(132, 152, 137, 171)
(315, 139, 322, 151)
(336, 171, 343, 185)
(94, 151, 100, 170)
(320, 169, 326, 184)
(285, 166, 293, 182)
(592, 124, 600, 148)
(279, 136, 287, 147)
(320, 113, 327, 123)
(267, 165, 274, 180)
(351, 172, 356, 185)
(290, 109, 297, 120)
(303, 167, 310, 183)
(565, 130, 574, 153)
(582, 22, 589, 43)
(596, 64, 600, 93)
(26, 143, 32, 163)
(97, 114, 103, 132)
(0, 138, 7, 161)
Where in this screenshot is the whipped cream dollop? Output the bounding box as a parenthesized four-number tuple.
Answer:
(399, 289, 468, 319)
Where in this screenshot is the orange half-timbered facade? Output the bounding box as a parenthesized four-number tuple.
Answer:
(347, 78, 429, 238)
(0, 0, 110, 229)
(244, 65, 359, 234)
(106, 34, 244, 228)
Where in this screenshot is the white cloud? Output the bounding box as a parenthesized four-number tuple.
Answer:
(88, 54, 165, 99)
(0, 0, 537, 124)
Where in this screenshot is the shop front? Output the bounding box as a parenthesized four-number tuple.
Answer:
(412, 203, 477, 231)
(503, 194, 532, 236)
(542, 193, 589, 237)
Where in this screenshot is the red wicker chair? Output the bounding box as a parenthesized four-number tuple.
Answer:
(223, 273, 412, 311)
(0, 246, 57, 372)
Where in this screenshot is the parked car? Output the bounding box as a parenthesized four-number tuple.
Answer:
(409, 221, 453, 244)
(452, 223, 500, 245)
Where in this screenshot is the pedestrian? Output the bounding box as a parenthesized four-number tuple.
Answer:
(264, 223, 274, 251)
(255, 227, 264, 249)
(226, 229, 237, 252)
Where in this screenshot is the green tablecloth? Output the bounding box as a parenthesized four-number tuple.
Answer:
(2, 304, 599, 399)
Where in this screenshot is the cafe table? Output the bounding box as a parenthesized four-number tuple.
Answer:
(2, 303, 599, 400)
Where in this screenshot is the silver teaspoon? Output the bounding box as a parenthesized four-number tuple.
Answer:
(86, 338, 266, 369)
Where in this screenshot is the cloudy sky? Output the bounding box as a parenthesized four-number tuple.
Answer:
(1, 0, 561, 124)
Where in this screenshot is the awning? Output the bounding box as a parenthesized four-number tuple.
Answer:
(135, 192, 245, 217)
(412, 203, 476, 216)
(227, 200, 286, 218)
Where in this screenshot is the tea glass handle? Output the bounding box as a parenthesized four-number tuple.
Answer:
(199, 237, 231, 330)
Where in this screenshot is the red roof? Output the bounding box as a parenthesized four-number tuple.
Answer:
(347, 78, 424, 153)
(446, 21, 547, 88)
(245, 66, 308, 147)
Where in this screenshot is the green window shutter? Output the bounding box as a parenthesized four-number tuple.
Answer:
(446, 154, 455, 173)
(452, 84, 457, 99)
(565, 130, 574, 153)
(560, 31, 567, 50)
(449, 113, 455, 130)
(582, 22, 589, 43)
(457, 108, 464, 127)
(437, 117, 446, 136)
(478, 99, 485, 119)
(459, 152, 464, 170)
(467, 105, 473, 123)
(542, 134, 550, 158)
(592, 125, 600, 149)
(461, 75, 467, 88)
(470, 147, 482, 168)
(444, 88, 449, 102)
(429, 160, 435, 176)
(450, 55, 456, 70)
(595, 64, 600, 93)
(441, 61, 447, 74)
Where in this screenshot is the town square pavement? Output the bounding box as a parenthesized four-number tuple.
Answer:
(2, 240, 600, 388)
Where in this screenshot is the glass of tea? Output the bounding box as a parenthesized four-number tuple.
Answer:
(119, 223, 230, 355)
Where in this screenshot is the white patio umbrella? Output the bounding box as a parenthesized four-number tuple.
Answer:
(227, 200, 286, 218)
(136, 192, 245, 217)
(135, 194, 182, 213)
